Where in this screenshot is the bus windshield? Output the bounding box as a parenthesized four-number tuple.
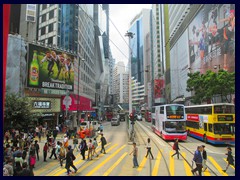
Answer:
(165, 121, 186, 133)
(213, 123, 235, 134)
(166, 105, 184, 116)
(214, 105, 235, 114)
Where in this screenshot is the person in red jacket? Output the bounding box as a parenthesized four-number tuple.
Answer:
(43, 142, 48, 162)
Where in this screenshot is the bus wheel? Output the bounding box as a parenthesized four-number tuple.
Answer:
(203, 135, 208, 144)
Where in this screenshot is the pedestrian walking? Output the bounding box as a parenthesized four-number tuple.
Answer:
(34, 140, 40, 161)
(65, 145, 77, 175)
(202, 145, 207, 171)
(92, 138, 99, 157)
(171, 138, 180, 159)
(129, 142, 139, 168)
(49, 140, 57, 160)
(73, 136, 79, 152)
(53, 128, 58, 141)
(43, 142, 48, 162)
(79, 139, 87, 160)
(100, 134, 107, 154)
(87, 139, 93, 160)
(222, 146, 234, 173)
(191, 146, 203, 176)
(63, 134, 69, 150)
(145, 138, 154, 159)
(19, 162, 34, 176)
(29, 143, 36, 169)
(59, 142, 66, 167)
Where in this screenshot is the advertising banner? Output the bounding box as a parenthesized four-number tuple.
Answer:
(188, 4, 235, 73)
(154, 79, 164, 103)
(27, 44, 75, 91)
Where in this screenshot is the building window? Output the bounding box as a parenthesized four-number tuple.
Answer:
(48, 23, 53, 33)
(49, 10, 54, 19)
(42, 14, 46, 23)
(48, 37, 53, 45)
(42, 4, 47, 10)
(41, 27, 46, 36)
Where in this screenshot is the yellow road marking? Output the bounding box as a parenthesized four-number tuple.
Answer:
(34, 161, 57, 175)
(182, 152, 193, 176)
(169, 151, 174, 176)
(52, 143, 112, 176)
(103, 152, 128, 176)
(223, 158, 235, 169)
(152, 151, 161, 176)
(137, 155, 148, 171)
(75, 144, 118, 175)
(203, 168, 211, 176)
(85, 145, 126, 176)
(208, 156, 228, 176)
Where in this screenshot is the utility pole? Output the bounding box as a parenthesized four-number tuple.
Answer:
(125, 31, 134, 115)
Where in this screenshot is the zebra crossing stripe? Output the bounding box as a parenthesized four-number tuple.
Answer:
(85, 144, 126, 176)
(208, 156, 228, 176)
(103, 152, 128, 176)
(152, 151, 161, 176)
(182, 152, 193, 176)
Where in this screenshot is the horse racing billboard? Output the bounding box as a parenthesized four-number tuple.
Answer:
(27, 43, 75, 91)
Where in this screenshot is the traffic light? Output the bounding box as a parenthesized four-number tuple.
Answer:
(129, 113, 134, 121)
(87, 114, 91, 121)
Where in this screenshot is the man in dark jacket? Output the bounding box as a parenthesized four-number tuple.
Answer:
(65, 145, 78, 175)
(19, 162, 34, 176)
(192, 146, 203, 176)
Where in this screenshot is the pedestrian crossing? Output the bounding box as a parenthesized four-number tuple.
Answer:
(33, 141, 235, 176)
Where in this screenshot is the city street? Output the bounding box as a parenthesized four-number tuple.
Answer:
(32, 120, 235, 176)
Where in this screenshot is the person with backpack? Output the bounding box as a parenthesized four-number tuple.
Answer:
(171, 138, 180, 159)
(65, 145, 77, 175)
(100, 134, 107, 154)
(59, 142, 66, 167)
(92, 138, 99, 157)
(145, 138, 154, 159)
(191, 146, 203, 176)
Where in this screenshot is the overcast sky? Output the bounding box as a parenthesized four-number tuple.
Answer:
(109, 4, 152, 68)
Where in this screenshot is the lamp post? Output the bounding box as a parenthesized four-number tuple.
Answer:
(77, 55, 85, 126)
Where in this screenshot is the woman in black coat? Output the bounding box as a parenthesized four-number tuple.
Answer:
(223, 147, 234, 172)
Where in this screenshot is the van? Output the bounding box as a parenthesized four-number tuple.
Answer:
(111, 118, 120, 126)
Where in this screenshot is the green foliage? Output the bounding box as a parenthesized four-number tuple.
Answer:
(187, 70, 235, 104)
(4, 93, 40, 130)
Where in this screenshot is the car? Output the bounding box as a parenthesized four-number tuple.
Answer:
(111, 118, 120, 126)
(118, 113, 125, 121)
(137, 114, 142, 121)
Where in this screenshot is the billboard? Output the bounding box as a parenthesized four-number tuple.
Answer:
(188, 4, 235, 73)
(27, 44, 75, 91)
(154, 79, 165, 103)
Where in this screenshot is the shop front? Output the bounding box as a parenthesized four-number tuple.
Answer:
(29, 97, 61, 129)
(61, 94, 95, 128)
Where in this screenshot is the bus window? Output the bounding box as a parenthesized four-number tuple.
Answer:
(166, 105, 184, 116)
(160, 107, 164, 114)
(214, 105, 235, 114)
(214, 123, 235, 134)
(208, 124, 213, 132)
(204, 123, 207, 131)
(165, 121, 186, 132)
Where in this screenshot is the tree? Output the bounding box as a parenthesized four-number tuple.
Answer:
(186, 70, 235, 104)
(4, 93, 40, 130)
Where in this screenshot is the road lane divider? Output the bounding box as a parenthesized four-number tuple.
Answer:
(85, 144, 126, 176)
(103, 152, 128, 176)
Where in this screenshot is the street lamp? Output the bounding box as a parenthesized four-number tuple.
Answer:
(77, 56, 85, 126)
